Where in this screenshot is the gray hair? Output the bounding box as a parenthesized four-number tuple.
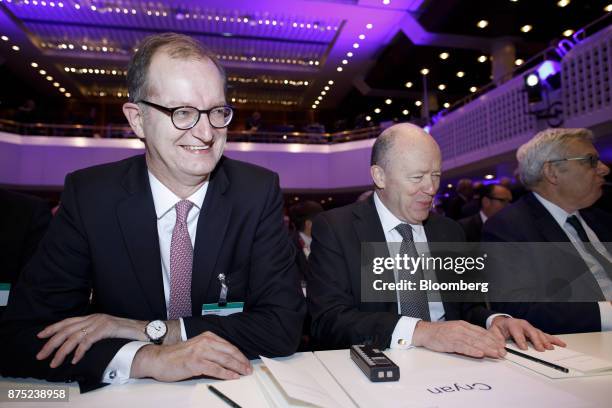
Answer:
(127, 32, 226, 103)
(516, 128, 593, 188)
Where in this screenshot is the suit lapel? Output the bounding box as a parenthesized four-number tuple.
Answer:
(116, 156, 166, 318)
(191, 159, 232, 314)
(524, 193, 571, 242)
(352, 198, 396, 313)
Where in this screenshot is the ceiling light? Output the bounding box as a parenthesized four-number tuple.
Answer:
(31, 62, 38, 68)
(521, 25, 532, 33)
(447, 184, 453, 189)
(402, 109, 409, 115)
(525, 73, 539, 87)
(477, 20, 488, 29)
(311, 104, 317, 109)
(420, 68, 429, 75)
(39, 69, 46, 75)
(443, 102, 450, 108)
(353, 43, 359, 49)
(1, 35, 8, 41)
(405, 81, 413, 88)
(59, 87, 65, 92)
(11, 45, 19, 51)
(456, 71, 465, 78)
(347, 52, 353, 57)
(53, 82, 59, 87)
(484, 174, 495, 180)
(438, 84, 446, 91)
(385, 98, 392, 105)
(317, 96, 322, 100)
(605, 4, 612, 12)
(374, 108, 381, 113)
(366, 23, 373, 29)
(342, 59, 348, 65)
(562, 29, 574, 37)
(324, 86, 330, 90)
(359, 34, 365, 40)
(557, 0, 570, 7)
(515, 58, 524, 66)
(470, 86, 477, 93)
(415, 101, 422, 106)
(328, 80, 334, 85)
(321, 91, 327, 95)
(337, 67, 343, 72)
(315, 100, 320, 104)
(365, 115, 371, 121)
(65, 93, 71, 97)
(478, 55, 487, 63)
(46, 76, 53, 81)
(439, 52, 449, 60)
(383, 0, 391, 4)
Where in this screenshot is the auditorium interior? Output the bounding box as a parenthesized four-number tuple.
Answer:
(1, 0, 611, 212)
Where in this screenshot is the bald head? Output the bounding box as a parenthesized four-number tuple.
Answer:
(370, 123, 442, 224)
(371, 123, 440, 169)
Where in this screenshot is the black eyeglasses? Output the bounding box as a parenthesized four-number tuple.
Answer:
(547, 154, 600, 168)
(486, 196, 512, 204)
(138, 100, 234, 130)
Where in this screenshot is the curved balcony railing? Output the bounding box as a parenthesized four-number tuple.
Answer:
(0, 118, 381, 145)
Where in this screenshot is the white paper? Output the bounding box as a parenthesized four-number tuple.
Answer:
(191, 377, 271, 408)
(506, 344, 612, 373)
(260, 356, 343, 408)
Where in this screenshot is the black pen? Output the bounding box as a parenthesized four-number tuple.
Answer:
(505, 347, 570, 373)
(208, 385, 243, 408)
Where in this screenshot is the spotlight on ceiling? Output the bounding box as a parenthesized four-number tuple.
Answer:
(477, 20, 488, 29)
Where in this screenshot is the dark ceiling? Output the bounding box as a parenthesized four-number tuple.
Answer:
(0, 0, 610, 130)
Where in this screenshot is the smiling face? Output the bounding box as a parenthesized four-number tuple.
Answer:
(124, 49, 227, 194)
(372, 126, 442, 224)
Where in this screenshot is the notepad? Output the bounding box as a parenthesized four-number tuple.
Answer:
(505, 343, 612, 377)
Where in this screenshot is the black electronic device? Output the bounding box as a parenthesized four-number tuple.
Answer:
(350, 345, 400, 382)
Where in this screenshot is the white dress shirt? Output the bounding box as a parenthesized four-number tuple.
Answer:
(299, 231, 312, 259)
(373, 193, 500, 350)
(533, 193, 612, 331)
(102, 171, 209, 383)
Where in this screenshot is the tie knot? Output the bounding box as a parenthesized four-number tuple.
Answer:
(566, 215, 580, 229)
(395, 223, 414, 241)
(175, 200, 194, 223)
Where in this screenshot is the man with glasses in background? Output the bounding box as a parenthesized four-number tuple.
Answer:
(459, 183, 513, 242)
(483, 127, 612, 334)
(0, 33, 305, 391)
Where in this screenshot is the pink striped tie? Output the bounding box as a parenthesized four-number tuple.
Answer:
(168, 200, 194, 319)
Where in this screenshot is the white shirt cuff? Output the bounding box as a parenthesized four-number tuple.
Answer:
(390, 316, 420, 350)
(598, 302, 612, 331)
(102, 341, 149, 384)
(486, 313, 511, 329)
(180, 317, 188, 341)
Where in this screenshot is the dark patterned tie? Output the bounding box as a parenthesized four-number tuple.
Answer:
(168, 200, 194, 319)
(395, 223, 431, 321)
(566, 215, 612, 280)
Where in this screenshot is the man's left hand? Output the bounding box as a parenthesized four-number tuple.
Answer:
(489, 316, 566, 351)
(36, 314, 147, 368)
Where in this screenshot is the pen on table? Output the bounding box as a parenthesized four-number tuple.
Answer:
(504, 347, 569, 373)
(208, 385, 243, 408)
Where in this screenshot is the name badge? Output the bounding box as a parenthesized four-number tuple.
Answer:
(0, 283, 10, 307)
(202, 301, 244, 316)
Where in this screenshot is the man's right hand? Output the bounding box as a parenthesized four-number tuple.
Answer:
(130, 331, 252, 381)
(412, 320, 506, 358)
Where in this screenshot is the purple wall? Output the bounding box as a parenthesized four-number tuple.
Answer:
(0, 133, 374, 190)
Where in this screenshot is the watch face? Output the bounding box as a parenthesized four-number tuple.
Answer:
(146, 320, 167, 340)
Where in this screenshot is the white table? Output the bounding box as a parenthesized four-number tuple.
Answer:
(314, 332, 612, 408)
(1, 332, 611, 407)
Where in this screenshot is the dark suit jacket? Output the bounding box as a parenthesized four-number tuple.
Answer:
(306, 197, 493, 350)
(458, 213, 484, 242)
(482, 192, 612, 334)
(0, 155, 305, 391)
(0, 189, 52, 285)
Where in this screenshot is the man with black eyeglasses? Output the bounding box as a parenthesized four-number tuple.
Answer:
(483, 127, 612, 334)
(459, 184, 513, 242)
(0, 33, 305, 391)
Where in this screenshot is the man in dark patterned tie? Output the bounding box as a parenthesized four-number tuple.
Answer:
(0, 33, 305, 391)
(307, 123, 564, 356)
